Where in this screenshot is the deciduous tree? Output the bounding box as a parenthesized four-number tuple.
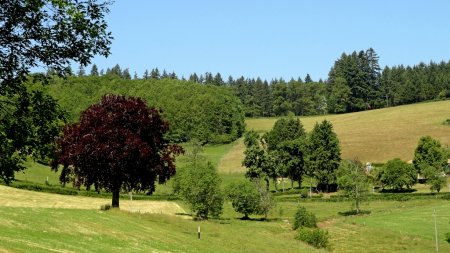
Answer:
(0, 0, 112, 182)
(55, 94, 182, 208)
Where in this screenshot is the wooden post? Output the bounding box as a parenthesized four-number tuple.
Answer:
(198, 225, 201, 240)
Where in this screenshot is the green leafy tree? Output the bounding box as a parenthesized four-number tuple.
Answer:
(173, 161, 224, 220)
(226, 181, 262, 219)
(336, 159, 369, 213)
(378, 158, 416, 191)
(306, 120, 341, 192)
(243, 145, 275, 191)
(422, 166, 447, 193)
(413, 136, 447, 173)
(0, 0, 112, 183)
(263, 115, 305, 151)
(243, 130, 260, 148)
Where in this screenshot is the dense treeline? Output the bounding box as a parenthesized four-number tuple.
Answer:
(42, 75, 245, 144)
(66, 48, 450, 118)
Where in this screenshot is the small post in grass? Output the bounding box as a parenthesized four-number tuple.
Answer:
(198, 225, 201, 240)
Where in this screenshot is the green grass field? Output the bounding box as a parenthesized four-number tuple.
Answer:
(1, 185, 450, 252)
(3, 100, 450, 252)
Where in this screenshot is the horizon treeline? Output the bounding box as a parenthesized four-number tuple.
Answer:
(65, 48, 450, 117)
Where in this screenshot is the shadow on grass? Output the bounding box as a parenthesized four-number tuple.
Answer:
(338, 210, 371, 216)
(379, 188, 417, 193)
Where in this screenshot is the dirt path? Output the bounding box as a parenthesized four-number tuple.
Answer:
(0, 185, 185, 215)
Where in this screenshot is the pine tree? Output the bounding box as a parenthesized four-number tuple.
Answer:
(213, 73, 224, 86)
(306, 120, 341, 192)
(122, 68, 131, 80)
(304, 74, 313, 83)
(189, 73, 199, 83)
(90, 64, 99, 76)
(77, 65, 86, 77)
(143, 69, 149, 79)
(151, 68, 160, 79)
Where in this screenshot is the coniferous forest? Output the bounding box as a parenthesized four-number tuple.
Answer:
(43, 47, 450, 145)
(64, 48, 449, 118)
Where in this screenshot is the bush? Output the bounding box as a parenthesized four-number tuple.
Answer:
(293, 206, 317, 230)
(300, 189, 309, 198)
(445, 232, 450, 243)
(296, 227, 330, 249)
(100, 204, 111, 211)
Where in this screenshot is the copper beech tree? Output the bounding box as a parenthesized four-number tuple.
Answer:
(55, 94, 183, 208)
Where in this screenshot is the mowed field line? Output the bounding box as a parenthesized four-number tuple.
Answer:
(217, 138, 246, 174)
(245, 100, 450, 163)
(0, 185, 184, 215)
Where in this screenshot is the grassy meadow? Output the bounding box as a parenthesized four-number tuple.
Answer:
(245, 100, 450, 163)
(2, 100, 450, 252)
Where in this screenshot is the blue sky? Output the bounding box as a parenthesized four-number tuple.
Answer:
(90, 0, 450, 81)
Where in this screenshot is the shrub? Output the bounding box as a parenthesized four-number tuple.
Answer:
(300, 189, 309, 198)
(296, 227, 330, 249)
(100, 204, 111, 211)
(293, 206, 317, 230)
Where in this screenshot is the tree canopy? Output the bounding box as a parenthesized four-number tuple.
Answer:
(306, 120, 341, 192)
(55, 94, 182, 208)
(0, 0, 112, 183)
(45, 75, 245, 144)
(377, 158, 416, 191)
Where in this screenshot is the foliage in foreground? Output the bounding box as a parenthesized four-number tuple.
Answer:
(295, 227, 330, 249)
(55, 94, 183, 208)
(0, 0, 111, 184)
(173, 161, 224, 220)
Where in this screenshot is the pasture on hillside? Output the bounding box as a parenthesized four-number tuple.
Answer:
(244, 100, 450, 163)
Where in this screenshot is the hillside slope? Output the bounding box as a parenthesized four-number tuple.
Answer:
(223, 100, 450, 166)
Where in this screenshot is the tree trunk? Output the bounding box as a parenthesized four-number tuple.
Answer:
(112, 188, 120, 208)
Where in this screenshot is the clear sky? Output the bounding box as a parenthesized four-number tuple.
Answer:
(90, 0, 450, 81)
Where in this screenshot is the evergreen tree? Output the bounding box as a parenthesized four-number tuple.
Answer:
(143, 69, 149, 79)
(161, 69, 168, 79)
(304, 74, 313, 83)
(90, 64, 99, 76)
(77, 65, 86, 77)
(110, 64, 122, 77)
(189, 73, 199, 83)
(150, 68, 160, 79)
(122, 68, 131, 80)
(213, 73, 224, 86)
(306, 120, 341, 192)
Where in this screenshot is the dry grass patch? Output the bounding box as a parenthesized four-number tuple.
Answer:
(217, 138, 246, 174)
(0, 185, 184, 215)
(246, 100, 450, 162)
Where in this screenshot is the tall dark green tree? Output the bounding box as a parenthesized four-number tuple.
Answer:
(306, 120, 341, 192)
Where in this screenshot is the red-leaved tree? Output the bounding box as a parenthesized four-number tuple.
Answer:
(55, 94, 183, 207)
